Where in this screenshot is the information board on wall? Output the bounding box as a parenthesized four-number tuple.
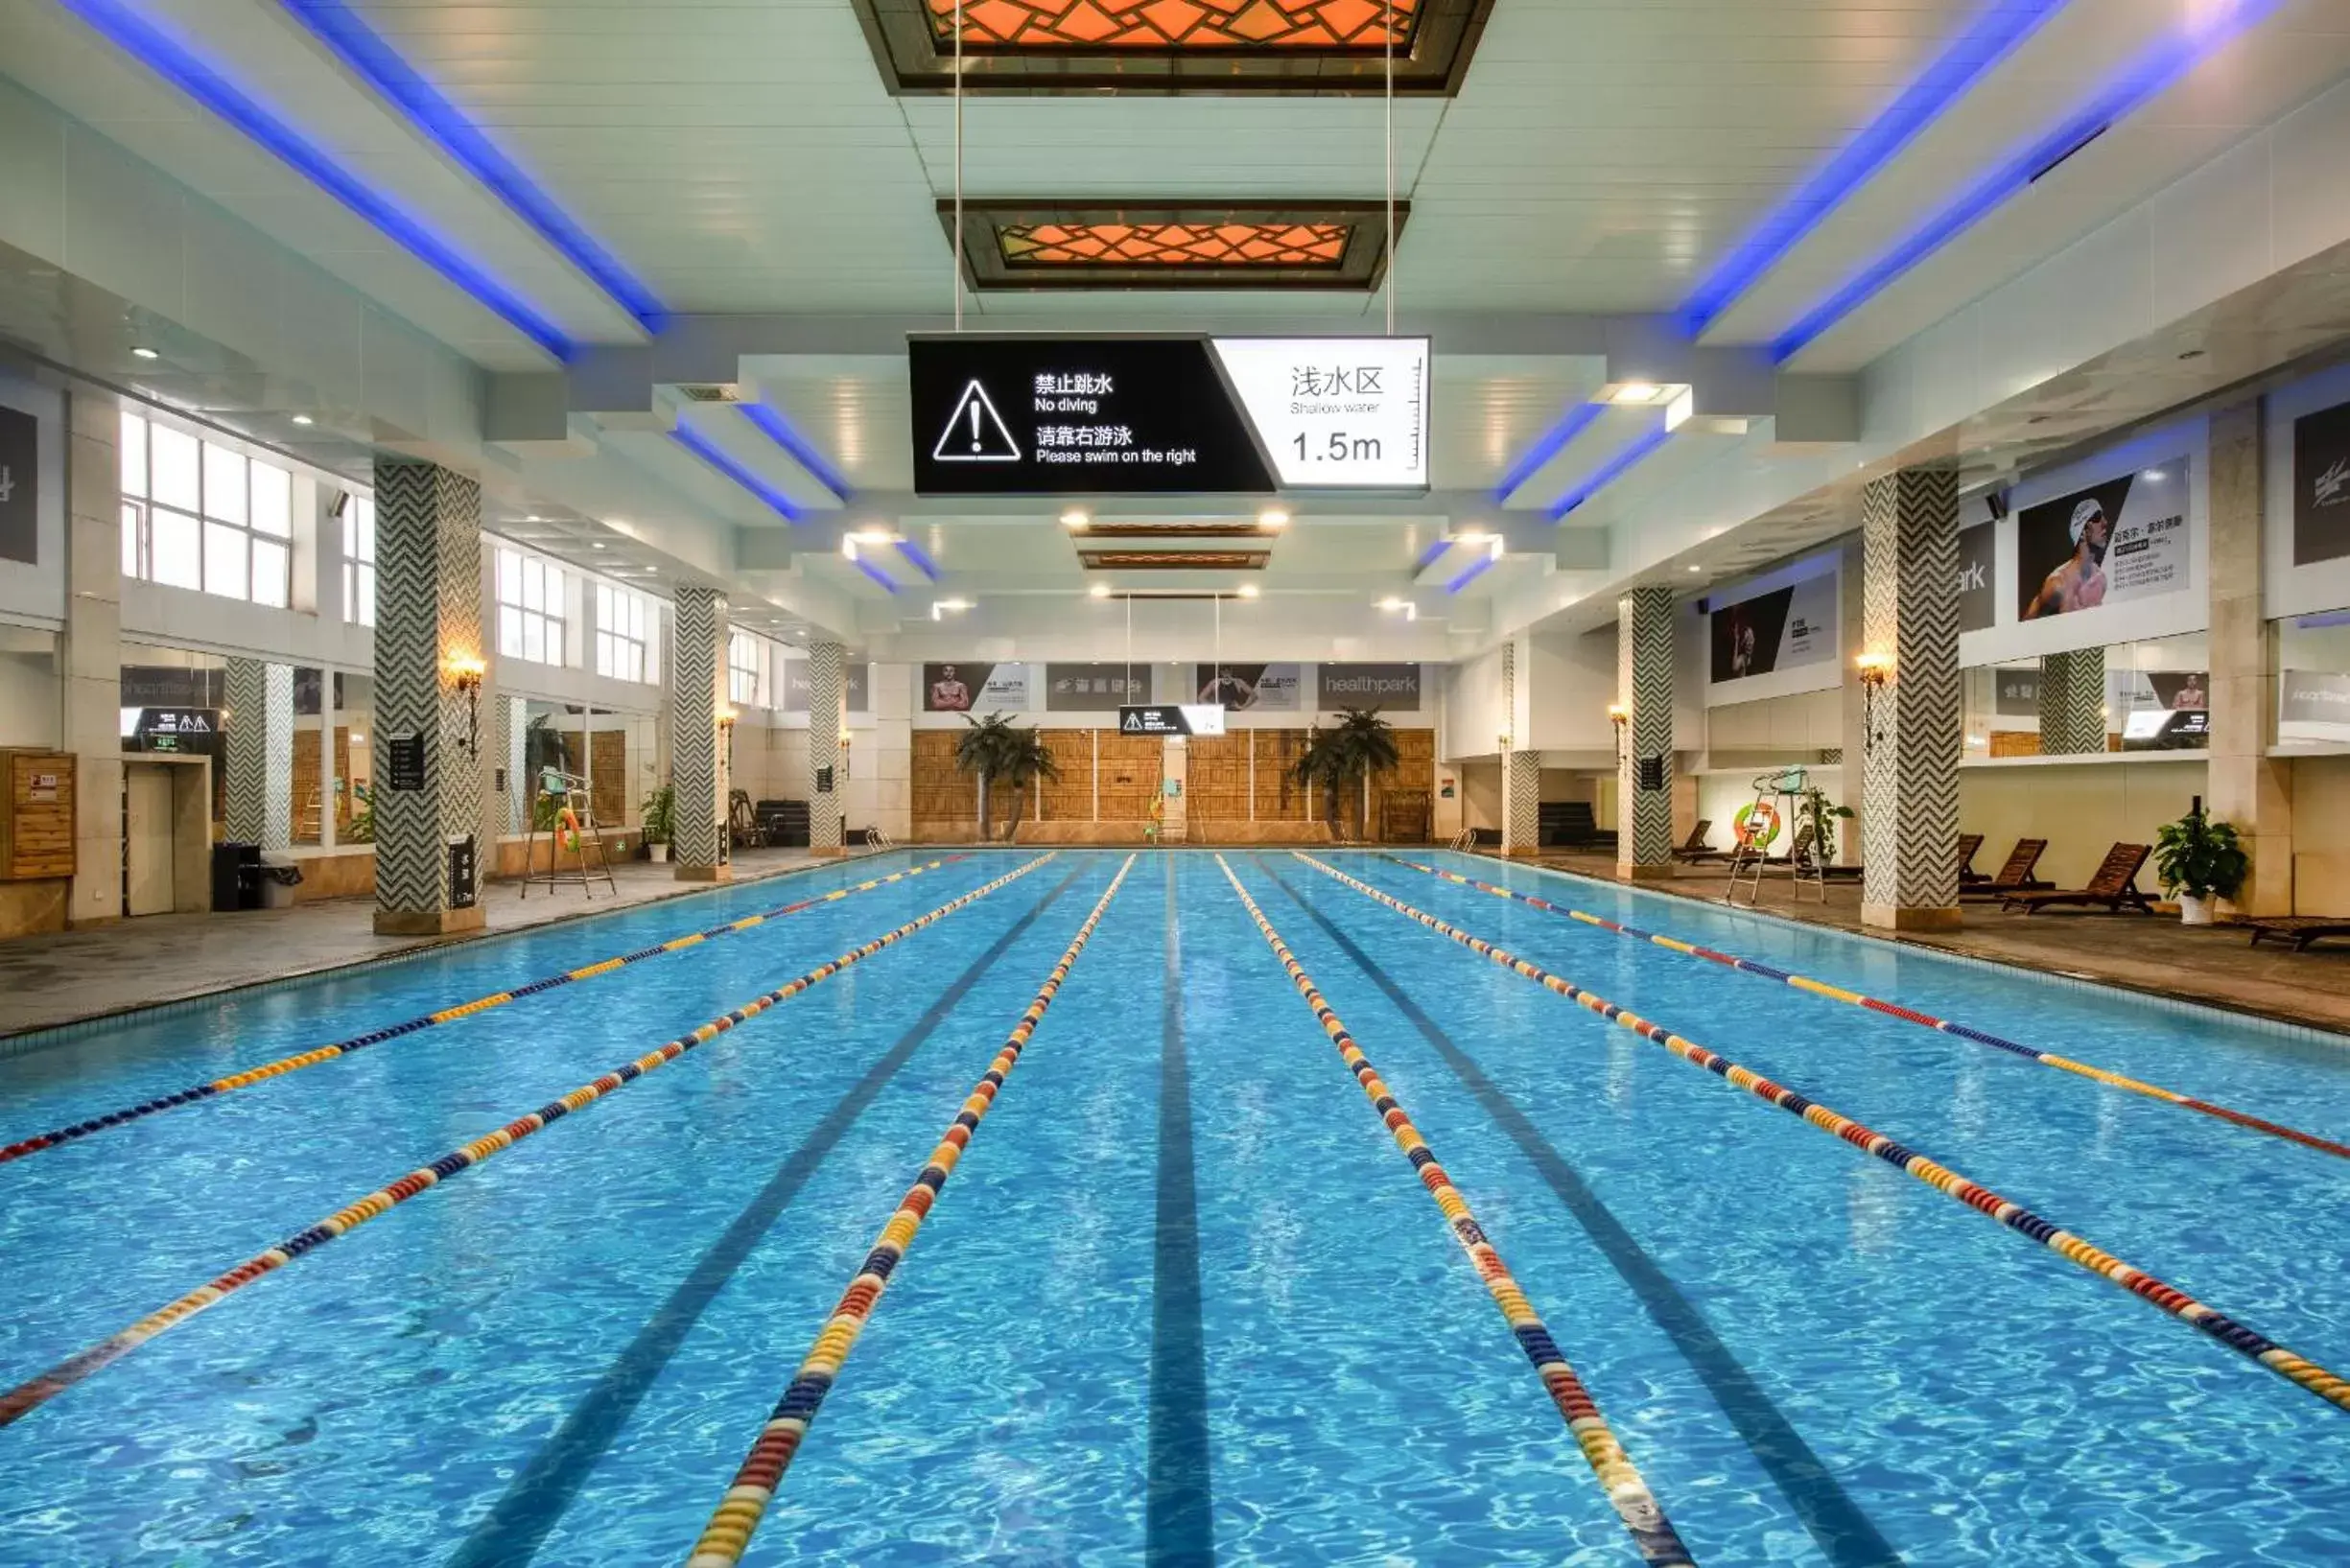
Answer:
(1191, 663, 1303, 711)
(1708, 570, 1838, 685)
(1315, 663, 1421, 711)
(922, 662, 1031, 713)
(908, 335, 1428, 495)
(2015, 462, 2190, 620)
(2293, 398, 2350, 566)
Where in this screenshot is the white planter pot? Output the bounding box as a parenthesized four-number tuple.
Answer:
(2177, 893, 2212, 925)
(647, 842, 670, 863)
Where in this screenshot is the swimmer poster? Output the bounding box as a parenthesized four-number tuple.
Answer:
(2292, 397, 2350, 566)
(2015, 461, 2190, 620)
(922, 662, 1030, 713)
(1707, 569, 1837, 685)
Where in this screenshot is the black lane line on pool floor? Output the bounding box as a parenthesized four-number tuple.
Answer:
(1148, 857, 1216, 1568)
(1255, 858, 1905, 1568)
(444, 862, 1089, 1568)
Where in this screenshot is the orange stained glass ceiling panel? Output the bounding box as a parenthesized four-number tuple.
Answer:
(1002, 222, 1351, 267)
(928, 0, 1422, 49)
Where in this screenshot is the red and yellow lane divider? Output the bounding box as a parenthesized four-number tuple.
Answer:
(0, 854, 1054, 1430)
(685, 854, 1136, 1568)
(1296, 852, 2350, 1416)
(0, 857, 965, 1166)
(1218, 855, 1698, 1566)
(1376, 855, 2350, 1163)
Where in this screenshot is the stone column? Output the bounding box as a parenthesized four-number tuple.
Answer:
(1836, 535, 1868, 863)
(371, 458, 486, 935)
(807, 641, 845, 854)
(1859, 467, 1962, 931)
(1496, 638, 1537, 855)
(1615, 586, 1675, 878)
(223, 658, 293, 847)
(61, 386, 123, 925)
(2038, 649, 2107, 754)
(671, 584, 732, 879)
(2206, 401, 2291, 914)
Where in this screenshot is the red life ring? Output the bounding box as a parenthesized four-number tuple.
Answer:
(557, 806, 582, 854)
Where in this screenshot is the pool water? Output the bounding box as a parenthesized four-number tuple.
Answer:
(1, 849, 2344, 1566)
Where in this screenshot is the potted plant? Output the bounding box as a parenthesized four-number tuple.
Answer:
(2153, 798, 2247, 925)
(1798, 785, 1855, 866)
(954, 713, 1058, 841)
(1292, 708, 1401, 842)
(641, 784, 675, 863)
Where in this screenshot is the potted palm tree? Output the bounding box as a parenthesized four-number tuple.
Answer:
(641, 784, 675, 863)
(2154, 797, 2247, 925)
(954, 713, 1059, 842)
(1293, 708, 1401, 842)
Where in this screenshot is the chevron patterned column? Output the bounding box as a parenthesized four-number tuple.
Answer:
(2038, 649, 2107, 754)
(223, 659, 294, 848)
(671, 585, 732, 880)
(371, 459, 486, 935)
(1616, 586, 1676, 878)
(808, 642, 845, 854)
(1860, 467, 1962, 931)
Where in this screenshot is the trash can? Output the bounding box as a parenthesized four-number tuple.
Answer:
(212, 842, 262, 912)
(258, 854, 303, 910)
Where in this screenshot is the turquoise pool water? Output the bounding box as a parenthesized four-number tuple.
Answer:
(0, 849, 2344, 1565)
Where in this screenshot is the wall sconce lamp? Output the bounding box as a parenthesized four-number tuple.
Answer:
(1607, 701, 1630, 762)
(447, 655, 486, 758)
(1855, 652, 1893, 750)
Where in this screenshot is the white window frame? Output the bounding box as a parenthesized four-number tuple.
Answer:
(595, 582, 652, 684)
(341, 493, 377, 626)
(727, 628, 764, 707)
(496, 546, 571, 668)
(117, 410, 294, 608)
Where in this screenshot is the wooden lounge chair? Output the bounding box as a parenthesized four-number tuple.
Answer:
(1960, 838, 2050, 901)
(2242, 917, 2350, 952)
(1672, 820, 1729, 863)
(1784, 822, 1863, 880)
(2001, 843, 2155, 915)
(1956, 832, 1986, 884)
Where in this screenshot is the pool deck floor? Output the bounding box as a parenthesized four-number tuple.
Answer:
(0, 848, 858, 1042)
(1525, 852, 2350, 1041)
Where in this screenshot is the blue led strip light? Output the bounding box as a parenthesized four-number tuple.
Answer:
(854, 557, 901, 594)
(279, 0, 663, 332)
(1549, 419, 1674, 521)
(740, 404, 853, 503)
(669, 426, 808, 523)
(893, 538, 942, 582)
(1681, 0, 2069, 338)
(1444, 548, 1496, 595)
(1494, 400, 1606, 504)
(55, 0, 570, 361)
(1412, 535, 1455, 573)
(1775, 0, 2281, 362)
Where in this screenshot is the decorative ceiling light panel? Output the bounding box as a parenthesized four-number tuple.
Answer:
(852, 0, 1491, 92)
(943, 202, 1406, 291)
(1077, 550, 1273, 570)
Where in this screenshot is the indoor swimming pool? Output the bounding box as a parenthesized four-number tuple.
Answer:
(0, 849, 2343, 1566)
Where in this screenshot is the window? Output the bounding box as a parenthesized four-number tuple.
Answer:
(341, 493, 377, 626)
(118, 410, 294, 606)
(497, 547, 569, 667)
(728, 629, 763, 707)
(595, 582, 651, 683)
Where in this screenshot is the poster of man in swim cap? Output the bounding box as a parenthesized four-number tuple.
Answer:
(2016, 460, 2190, 620)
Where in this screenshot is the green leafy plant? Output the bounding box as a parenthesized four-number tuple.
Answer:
(1293, 708, 1402, 842)
(2154, 801, 2248, 902)
(954, 713, 1059, 841)
(640, 784, 675, 846)
(344, 784, 374, 844)
(1798, 786, 1856, 865)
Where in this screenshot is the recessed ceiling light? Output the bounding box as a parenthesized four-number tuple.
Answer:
(1089, 583, 1112, 598)
(1235, 583, 1259, 598)
(1687, 564, 1703, 573)
(130, 346, 159, 361)
(1258, 508, 1289, 529)
(590, 542, 605, 550)
(1611, 383, 1660, 405)
(290, 414, 313, 427)
(1060, 509, 1089, 529)
(525, 515, 543, 523)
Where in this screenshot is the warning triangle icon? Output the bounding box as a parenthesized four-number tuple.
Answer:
(931, 380, 1022, 462)
(1122, 713, 1143, 733)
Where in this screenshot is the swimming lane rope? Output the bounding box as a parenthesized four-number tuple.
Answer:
(684, 854, 1136, 1568)
(1374, 854, 2349, 1163)
(0, 854, 1054, 1430)
(1218, 856, 1698, 1567)
(0, 857, 965, 1165)
(1294, 852, 2350, 1416)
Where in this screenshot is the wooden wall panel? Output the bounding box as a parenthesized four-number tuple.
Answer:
(0, 752, 76, 879)
(591, 731, 627, 826)
(1253, 729, 1316, 823)
(1185, 735, 1250, 823)
(292, 729, 322, 844)
(1095, 733, 1162, 821)
(1370, 728, 1436, 843)
(334, 727, 352, 829)
(1039, 729, 1094, 822)
(913, 730, 978, 837)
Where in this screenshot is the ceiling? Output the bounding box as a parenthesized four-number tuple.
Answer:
(4, 0, 2349, 657)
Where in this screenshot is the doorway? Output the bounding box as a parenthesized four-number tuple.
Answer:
(125, 762, 176, 917)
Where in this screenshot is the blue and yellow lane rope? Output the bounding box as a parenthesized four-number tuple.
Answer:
(1296, 852, 2350, 1416)
(685, 854, 1136, 1568)
(1217, 855, 1699, 1567)
(1375, 855, 2350, 1162)
(0, 854, 1054, 1430)
(0, 857, 965, 1166)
